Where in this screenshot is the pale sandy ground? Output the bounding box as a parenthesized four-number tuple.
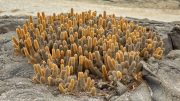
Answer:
(0, 0, 180, 22)
(74, 0, 180, 9)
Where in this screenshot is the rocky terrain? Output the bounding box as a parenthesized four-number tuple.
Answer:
(0, 0, 180, 101)
(0, 15, 179, 101)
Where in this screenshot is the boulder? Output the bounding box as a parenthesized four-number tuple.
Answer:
(168, 26, 180, 50)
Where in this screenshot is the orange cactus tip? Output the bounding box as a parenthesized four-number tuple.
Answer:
(147, 44, 152, 50)
(66, 50, 71, 57)
(56, 49, 61, 58)
(78, 72, 84, 81)
(29, 16, 33, 23)
(12, 37, 18, 46)
(158, 50, 163, 56)
(70, 35, 74, 44)
(13, 43, 19, 49)
(40, 68, 46, 77)
(52, 48, 56, 59)
(23, 47, 30, 57)
(85, 77, 91, 91)
(16, 27, 20, 34)
(45, 46, 50, 53)
(79, 55, 84, 65)
(65, 66, 71, 77)
(35, 64, 41, 75)
(87, 36, 92, 49)
(60, 59, 64, 64)
(78, 46, 83, 55)
(69, 66, 74, 74)
(116, 71, 123, 80)
(59, 83, 66, 94)
(68, 79, 75, 92)
(48, 76, 53, 86)
(26, 37, 32, 47)
(91, 87, 96, 96)
(48, 53, 52, 61)
(90, 79, 95, 88)
(69, 57, 76, 66)
(33, 64, 38, 74)
(34, 39, 39, 51)
(102, 65, 109, 81)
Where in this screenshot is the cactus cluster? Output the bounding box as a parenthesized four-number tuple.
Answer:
(12, 8, 163, 96)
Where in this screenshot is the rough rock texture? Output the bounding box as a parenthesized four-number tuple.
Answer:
(109, 82, 152, 101)
(0, 16, 180, 101)
(168, 26, 180, 50)
(143, 50, 180, 101)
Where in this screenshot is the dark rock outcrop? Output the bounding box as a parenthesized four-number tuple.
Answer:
(168, 26, 180, 50)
